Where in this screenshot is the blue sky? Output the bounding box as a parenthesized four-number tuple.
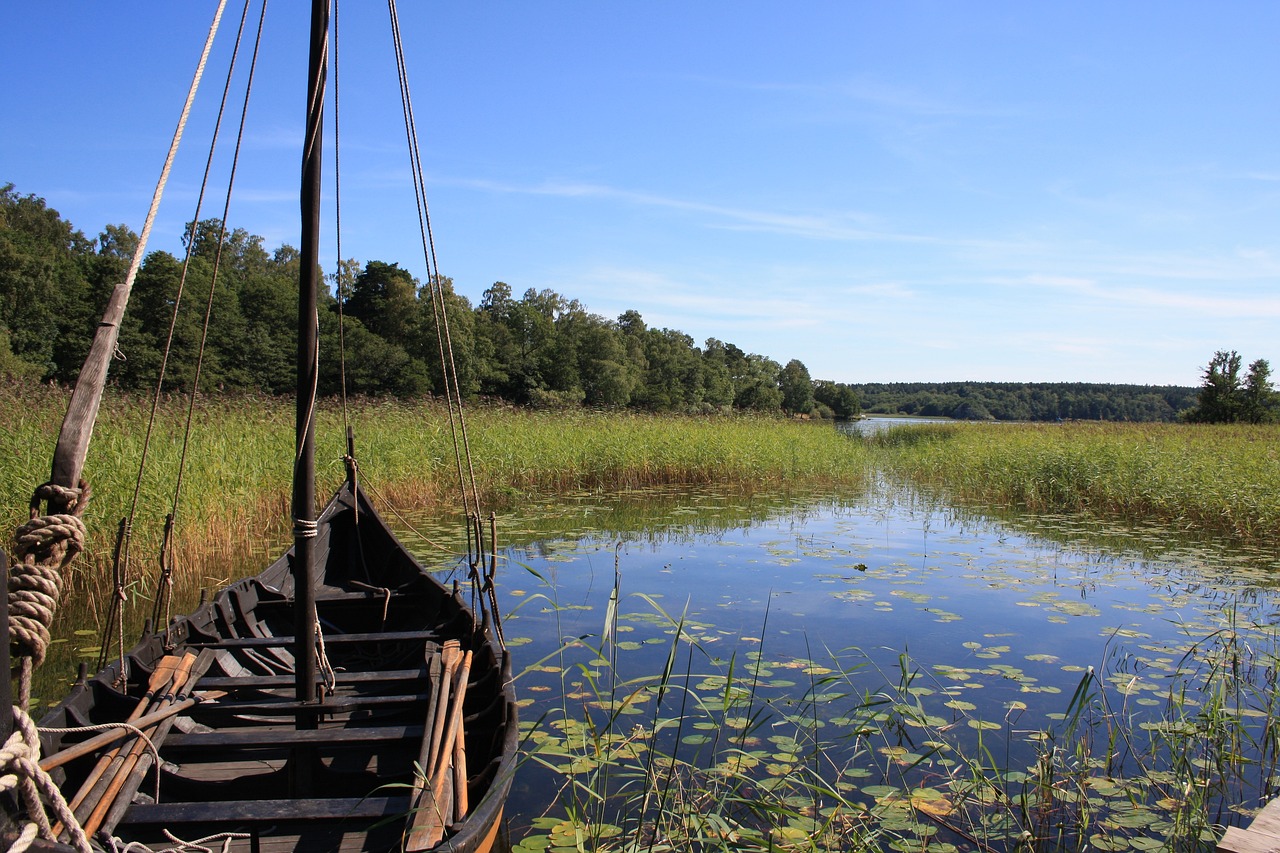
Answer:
(3, 2, 1277, 386)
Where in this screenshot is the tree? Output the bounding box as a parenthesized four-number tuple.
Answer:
(733, 354, 783, 412)
(0, 184, 95, 378)
(344, 261, 419, 348)
(779, 359, 815, 415)
(1241, 358, 1278, 424)
(1184, 350, 1244, 423)
(814, 380, 861, 419)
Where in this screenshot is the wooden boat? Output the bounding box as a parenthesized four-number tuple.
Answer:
(2, 2, 518, 851)
(30, 472, 517, 852)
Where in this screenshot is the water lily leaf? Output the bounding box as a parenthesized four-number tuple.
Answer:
(967, 719, 1001, 731)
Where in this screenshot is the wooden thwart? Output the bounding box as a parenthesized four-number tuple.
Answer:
(124, 795, 412, 825)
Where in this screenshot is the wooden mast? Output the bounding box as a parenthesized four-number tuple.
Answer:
(293, 0, 327, 740)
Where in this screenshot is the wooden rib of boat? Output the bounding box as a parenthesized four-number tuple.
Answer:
(3, 1, 518, 850)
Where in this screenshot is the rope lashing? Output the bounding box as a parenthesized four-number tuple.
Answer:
(314, 617, 337, 700)
(11, 481, 90, 667)
(0, 705, 92, 853)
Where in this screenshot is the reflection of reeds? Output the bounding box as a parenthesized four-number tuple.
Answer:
(873, 422, 1280, 544)
(513, 563, 1280, 851)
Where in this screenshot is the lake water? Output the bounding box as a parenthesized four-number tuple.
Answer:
(430, 482, 1280, 851)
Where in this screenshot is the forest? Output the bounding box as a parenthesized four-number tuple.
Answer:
(855, 381, 1197, 423)
(0, 184, 1203, 422)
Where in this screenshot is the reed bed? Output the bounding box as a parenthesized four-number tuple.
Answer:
(1, 385, 872, 606)
(872, 421, 1280, 545)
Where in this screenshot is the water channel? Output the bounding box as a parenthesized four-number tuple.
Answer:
(399, 473, 1280, 851)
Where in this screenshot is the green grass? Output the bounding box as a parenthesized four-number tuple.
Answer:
(1, 384, 873, 602)
(872, 421, 1280, 545)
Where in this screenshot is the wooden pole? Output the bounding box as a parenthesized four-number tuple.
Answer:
(406, 648, 472, 851)
(0, 550, 10, 746)
(41, 691, 224, 774)
(290, 0, 328, 801)
(79, 652, 201, 836)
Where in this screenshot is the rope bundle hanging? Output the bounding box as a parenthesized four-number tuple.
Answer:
(10, 482, 90, 668)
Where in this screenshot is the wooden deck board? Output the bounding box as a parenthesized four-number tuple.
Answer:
(165, 723, 421, 748)
(1218, 799, 1280, 852)
(124, 795, 412, 823)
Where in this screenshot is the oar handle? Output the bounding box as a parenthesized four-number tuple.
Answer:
(42, 692, 226, 773)
(55, 654, 185, 831)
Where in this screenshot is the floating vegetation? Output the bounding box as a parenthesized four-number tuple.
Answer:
(498, 486, 1280, 851)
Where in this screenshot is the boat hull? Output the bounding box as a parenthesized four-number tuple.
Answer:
(28, 480, 517, 852)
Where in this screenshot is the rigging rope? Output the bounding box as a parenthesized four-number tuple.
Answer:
(112, 0, 251, 669)
(3, 3, 230, 847)
(382, 0, 506, 641)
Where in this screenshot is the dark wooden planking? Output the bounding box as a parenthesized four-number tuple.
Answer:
(165, 724, 422, 749)
(186, 629, 441, 648)
(188, 691, 428, 716)
(196, 667, 424, 689)
(123, 795, 412, 823)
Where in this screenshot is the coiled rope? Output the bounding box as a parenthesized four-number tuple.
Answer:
(10, 482, 89, 668)
(0, 706, 91, 853)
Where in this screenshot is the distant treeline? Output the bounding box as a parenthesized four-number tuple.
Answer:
(0, 184, 858, 417)
(855, 382, 1197, 423)
(0, 184, 1204, 422)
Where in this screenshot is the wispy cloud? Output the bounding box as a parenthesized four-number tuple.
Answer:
(451, 176, 1019, 249)
(1008, 274, 1280, 318)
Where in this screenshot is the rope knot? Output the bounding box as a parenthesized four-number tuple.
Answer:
(0, 704, 92, 853)
(29, 480, 91, 518)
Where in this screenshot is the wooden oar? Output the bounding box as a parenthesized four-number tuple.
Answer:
(405, 641, 462, 851)
(408, 649, 473, 850)
(41, 691, 226, 773)
(95, 649, 217, 836)
(79, 651, 198, 836)
(53, 655, 183, 836)
(407, 642, 442, 808)
(427, 640, 461, 776)
(450, 652, 473, 823)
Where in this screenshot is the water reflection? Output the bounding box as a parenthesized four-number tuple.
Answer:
(406, 483, 1280, 846)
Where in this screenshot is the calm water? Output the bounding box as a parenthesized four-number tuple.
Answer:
(408, 482, 1280, 848)
(37, 475, 1280, 849)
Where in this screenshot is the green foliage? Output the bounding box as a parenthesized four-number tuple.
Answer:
(874, 420, 1280, 543)
(813, 380, 861, 419)
(856, 381, 1197, 422)
(779, 358, 815, 414)
(1183, 350, 1278, 424)
(0, 183, 1223, 423)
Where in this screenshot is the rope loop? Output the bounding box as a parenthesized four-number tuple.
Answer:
(292, 518, 319, 539)
(0, 705, 92, 853)
(29, 480, 90, 517)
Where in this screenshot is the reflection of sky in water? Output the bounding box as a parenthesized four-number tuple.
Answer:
(500, 493, 1279, 691)
(413, 486, 1280, 838)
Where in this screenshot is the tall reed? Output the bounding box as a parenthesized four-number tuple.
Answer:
(871, 422, 1280, 545)
(1, 383, 872, 626)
